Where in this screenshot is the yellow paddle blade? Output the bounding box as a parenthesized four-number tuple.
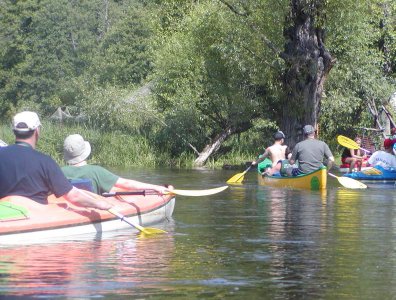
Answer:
(328, 172, 367, 189)
(362, 168, 383, 175)
(168, 185, 229, 196)
(337, 135, 359, 149)
(226, 165, 253, 184)
(226, 172, 246, 184)
(139, 227, 167, 235)
(337, 176, 367, 189)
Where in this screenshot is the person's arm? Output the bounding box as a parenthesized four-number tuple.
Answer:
(351, 149, 363, 159)
(326, 156, 335, 171)
(63, 187, 113, 210)
(252, 148, 270, 165)
(323, 143, 335, 171)
(113, 178, 173, 195)
(288, 146, 298, 165)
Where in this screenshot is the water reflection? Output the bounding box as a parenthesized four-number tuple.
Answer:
(1, 168, 396, 298)
(0, 230, 175, 297)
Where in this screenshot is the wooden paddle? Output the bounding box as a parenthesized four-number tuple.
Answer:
(102, 186, 229, 197)
(337, 135, 371, 153)
(328, 172, 367, 189)
(108, 208, 167, 235)
(226, 165, 252, 184)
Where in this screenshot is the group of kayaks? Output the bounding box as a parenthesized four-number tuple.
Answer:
(2, 130, 395, 245)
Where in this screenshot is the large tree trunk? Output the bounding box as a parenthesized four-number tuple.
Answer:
(280, 0, 335, 148)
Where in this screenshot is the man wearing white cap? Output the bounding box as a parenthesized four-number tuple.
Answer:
(287, 124, 334, 176)
(62, 134, 171, 196)
(0, 111, 112, 210)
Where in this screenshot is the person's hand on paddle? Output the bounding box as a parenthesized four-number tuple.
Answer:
(157, 184, 174, 195)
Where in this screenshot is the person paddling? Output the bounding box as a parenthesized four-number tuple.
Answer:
(287, 125, 334, 176)
(341, 137, 366, 173)
(252, 131, 290, 175)
(61, 134, 172, 196)
(0, 111, 112, 210)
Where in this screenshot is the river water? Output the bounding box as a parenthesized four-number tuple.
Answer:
(1, 168, 395, 299)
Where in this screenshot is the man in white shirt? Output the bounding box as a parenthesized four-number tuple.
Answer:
(368, 139, 396, 169)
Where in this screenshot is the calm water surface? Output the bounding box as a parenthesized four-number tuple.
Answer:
(1, 168, 395, 299)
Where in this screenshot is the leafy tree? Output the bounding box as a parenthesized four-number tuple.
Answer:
(150, 1, 280, 165)
(150, 0, 396, 165)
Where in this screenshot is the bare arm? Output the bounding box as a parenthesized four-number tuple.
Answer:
(63, 187, 113, 210)
(326, 156, 335, 171)
(113, 178, 172, 195)
(351, 149, 363, 159)
(252, 148, 270, 165)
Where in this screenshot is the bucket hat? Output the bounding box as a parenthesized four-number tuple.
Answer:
(63, 134, 91, 165)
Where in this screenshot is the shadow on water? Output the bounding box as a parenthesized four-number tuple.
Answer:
(1, 168, 395, 298)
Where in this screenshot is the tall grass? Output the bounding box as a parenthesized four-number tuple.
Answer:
(0, 122, 169, 167)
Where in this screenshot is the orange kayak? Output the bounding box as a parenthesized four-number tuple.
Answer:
(0, 193, 175, 245)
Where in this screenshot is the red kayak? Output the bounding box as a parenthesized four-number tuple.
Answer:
(0, 192, 175, 245)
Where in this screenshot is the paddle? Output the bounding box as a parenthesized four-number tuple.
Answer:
(226, 165, 252, 184)
(108, 208, 167, 235)
(328, 172, 367, 189)
(102, 185, 229, 197)
(337, 135, 371, 153)
(79, 190, 166, 235)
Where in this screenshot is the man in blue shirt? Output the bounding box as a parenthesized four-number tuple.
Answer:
(0, 111, 112, 210)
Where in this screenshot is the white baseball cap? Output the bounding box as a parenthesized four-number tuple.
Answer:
(12, 111, 42, 132)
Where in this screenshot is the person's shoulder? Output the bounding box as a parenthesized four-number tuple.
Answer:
(86, 164, 107, 170)
(34, 148, 57, 162)
(86, 164, 114, 174)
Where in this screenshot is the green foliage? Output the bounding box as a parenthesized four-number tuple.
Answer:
(322, 0, 395, 142)
(88, 3, 153, 86)
(1, 0, 396, 167)
(150, 1, 285, 155)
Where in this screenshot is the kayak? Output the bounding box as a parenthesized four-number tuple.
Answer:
(338, 165, 371, 173)
(343, 165, 396, 182)
(258, 167, 327, 190)
(0, 192, 175, 245)
(338, 159, 370, 173)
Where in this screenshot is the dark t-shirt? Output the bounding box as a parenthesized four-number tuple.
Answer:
(0, 143, 72, 204)
(291, 139, 333, 173)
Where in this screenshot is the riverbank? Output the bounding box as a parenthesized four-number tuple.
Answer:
(0, 122, 255, 169)
(0, 122, 343, 169)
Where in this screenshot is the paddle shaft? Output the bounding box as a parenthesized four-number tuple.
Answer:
(102, 190, 155, 197)
(108, 208, 140, 229)
(108, 208, 166, 234)
(103, 186, 228, 197)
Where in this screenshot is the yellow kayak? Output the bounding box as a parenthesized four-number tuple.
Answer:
(258, 167, 327, 190)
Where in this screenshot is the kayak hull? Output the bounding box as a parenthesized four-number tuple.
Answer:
(258, 168, 327, 190)
(0, 193, 175, 245)
(343, 166, 396, 182)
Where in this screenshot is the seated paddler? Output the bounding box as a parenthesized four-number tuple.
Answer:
(252, 130, 291, 176)
(61, 134, 172, 198)
(285, 125, 334, 176)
